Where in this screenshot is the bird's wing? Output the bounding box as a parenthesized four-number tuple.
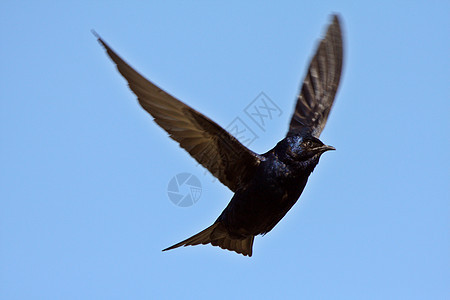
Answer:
(95, 34, 261, 192)
(287, 14, 343, 138)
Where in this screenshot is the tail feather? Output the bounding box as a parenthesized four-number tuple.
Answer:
(229, 239, 237, 253)
(162, 223, 255, 257)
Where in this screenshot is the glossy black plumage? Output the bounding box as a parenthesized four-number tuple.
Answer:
(96, 15, 343, 257)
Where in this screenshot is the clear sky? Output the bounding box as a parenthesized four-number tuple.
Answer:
(1, 1, 449, 299)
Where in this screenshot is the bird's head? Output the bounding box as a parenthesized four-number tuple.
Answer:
(276, 135, 335, 164)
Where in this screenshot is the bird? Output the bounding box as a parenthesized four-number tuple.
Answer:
(95, 14, 343, 257)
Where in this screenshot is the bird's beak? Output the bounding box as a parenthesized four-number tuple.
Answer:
(315, 145, 336, 152)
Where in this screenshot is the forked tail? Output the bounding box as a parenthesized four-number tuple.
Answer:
(162, 223, 255, 257)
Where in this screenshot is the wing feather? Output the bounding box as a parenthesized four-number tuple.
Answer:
(288, 15, 343, 137)
(95, 34, 261, 192)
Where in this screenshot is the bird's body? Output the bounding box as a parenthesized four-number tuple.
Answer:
(163, 135, 334, 256)
(218, 137, 321, 237)
(95, 15, 343, 256)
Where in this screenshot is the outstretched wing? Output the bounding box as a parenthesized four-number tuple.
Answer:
(95, 34, 261, 192)
(288, 14, 343, 137)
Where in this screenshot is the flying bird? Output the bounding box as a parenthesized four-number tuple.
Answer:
(95, 14, 343, 257)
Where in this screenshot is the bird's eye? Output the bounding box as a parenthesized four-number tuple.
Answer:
(304, 140, 313, 148)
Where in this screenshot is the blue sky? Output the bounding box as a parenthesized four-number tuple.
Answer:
(1, 1, 449, 299)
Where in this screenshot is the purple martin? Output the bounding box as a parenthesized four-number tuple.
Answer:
(95, 15, 343, 256)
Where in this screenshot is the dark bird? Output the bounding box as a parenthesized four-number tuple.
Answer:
(95, 14, 343, 257)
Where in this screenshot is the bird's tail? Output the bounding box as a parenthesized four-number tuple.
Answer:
(162, 223, 255, 257)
